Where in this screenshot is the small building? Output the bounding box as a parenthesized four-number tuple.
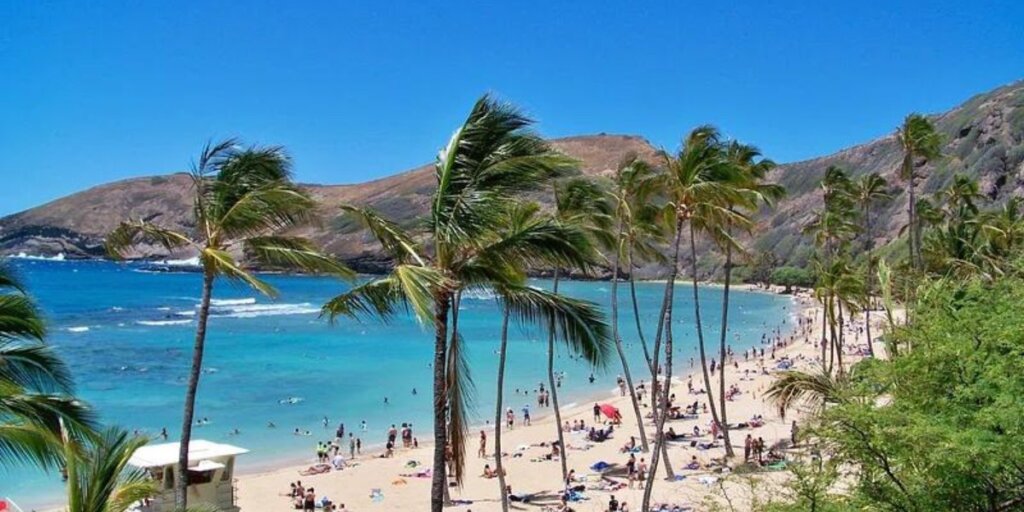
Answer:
(128, 440, 248, 512)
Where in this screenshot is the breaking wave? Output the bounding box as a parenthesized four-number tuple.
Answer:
(136, 319, 193, 326)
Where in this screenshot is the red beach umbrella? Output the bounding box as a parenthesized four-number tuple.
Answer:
(599, 403, 621, 420)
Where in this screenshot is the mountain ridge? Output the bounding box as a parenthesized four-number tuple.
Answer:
(2, 82, 1023, 278)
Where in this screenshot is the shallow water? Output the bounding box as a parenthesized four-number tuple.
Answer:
(0, 259, 794, 507)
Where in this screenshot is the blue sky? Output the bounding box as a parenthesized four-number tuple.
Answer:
(1, 1, 1022, 215)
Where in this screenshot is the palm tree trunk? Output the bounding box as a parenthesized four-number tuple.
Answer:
(908, 173, 918, 270)
(430, 294, 451, 512)
(611, 227, 649, 452)
(689, 222, 724, 441)
(627, 242, 655, 373)
(820, 304, 828, 371)
(836, 301, 846, 375)
(717, 239, 736, 458)
(863, 204, 875, 358)
(547, 270, 570, 485)
(175, 267, 215, 510)
(494, 308, 511, 512)
(642, 218, 684, 512)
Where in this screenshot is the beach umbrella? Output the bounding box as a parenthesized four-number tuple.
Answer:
(599, 403, 621, 420)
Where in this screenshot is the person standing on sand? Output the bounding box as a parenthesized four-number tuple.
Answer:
(791, 421, 799, 446)
(356, 437, 361, 455)
(744, 434, 753, 462)
(593, 403, 601, 422)
(348, 434, 355, 458)
(478, 430, 487, 458)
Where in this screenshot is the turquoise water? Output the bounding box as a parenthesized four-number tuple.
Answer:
(1, 259, 794, 507)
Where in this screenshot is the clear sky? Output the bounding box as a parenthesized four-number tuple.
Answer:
(1, 1, 1022, 215)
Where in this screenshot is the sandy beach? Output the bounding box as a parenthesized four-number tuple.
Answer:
(230, 287, 884, 512)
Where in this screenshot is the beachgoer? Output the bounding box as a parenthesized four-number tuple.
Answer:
(593, 403, 601, 422)
(478, 430, 487, 458)
(609, 495, 619, 511)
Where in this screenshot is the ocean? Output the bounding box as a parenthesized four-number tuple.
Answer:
(0, 258, 794, 508)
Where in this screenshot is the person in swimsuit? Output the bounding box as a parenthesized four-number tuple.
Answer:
(303, 488, 315, 511)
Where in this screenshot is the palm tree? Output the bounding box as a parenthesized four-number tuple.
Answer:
(813, 258, 864, 374)
(850, 173, 890, 357)
(322, 96, 612, 512)
(489, 202, 611, 510)
(547, 178, 616, 478)
(612, 157, 669, 379)
(1, 263, 95, 471)
(643, 126, 746, 509)
(65, 427, 157, 512)
(106, 141, 352, 509)
(714, 142, 782, 458)
(896, 113, 942, 270)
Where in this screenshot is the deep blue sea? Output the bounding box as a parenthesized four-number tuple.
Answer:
(1, 258, 794, 508)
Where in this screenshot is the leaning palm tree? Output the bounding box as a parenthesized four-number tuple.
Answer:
(1, 263, 95, 471)
(607, 157, 667, 455)
(896, 113, 942, 270)
(65, 427, 157, 512)
(546, 178, 615, 480)
(322, 96, 611, 512)
(613, 156, 669, 379)
(106, 141, 352, 509)
(850, 173, 890, 357)
(643, 126, 747, 510)
(489, 202, 611, 511)
(714, 141, 782, 458)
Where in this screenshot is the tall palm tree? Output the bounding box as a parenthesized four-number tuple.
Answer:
(489, 202, 611, 510)
(613, 157, 669, 378)
(643, 126, 746, 509)
(64, 427, 157, 512)
(106, 141, 352, 509)
(322, 96, 611, 512)
(850, 173, 890, 357)
(714, 142, 781, 458)
(1, 263, 95, 471)
(896, 113, 942, 270)
(804, 167, 855, 371)
(547, 178, 615, 479)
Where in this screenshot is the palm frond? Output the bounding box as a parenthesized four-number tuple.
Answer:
(764, 368, 847, 413)
(105, 221, 194, 260)
(499, 285, 612, 367)
(201, 248, 276, 297)
(66, 427, 157, 512)
(339, 205, 425, 265)
(322, 265, 446, 325)
(0, 340, 73, 393)
(214, 184, 319, 241)
(0, 263, 27, 292)
(445, 330, 474, 487)
(243, 236, 354, 278)
(0, 422, 66, 471)
(0, 295, 46, 343)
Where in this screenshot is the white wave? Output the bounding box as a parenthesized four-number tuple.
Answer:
(175, 310, 196, 317)
(111, 306, 124, 311)
(136, 319, 193, 326)
(157, 307, 171, 311)
(210, 298, 257, 306)
(66, 326, 90, 333)
(461, 289, 497, 301)
(11, 252, 66, 261)
(215, 302, 319, 319)
(155, 256, 201, 267)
